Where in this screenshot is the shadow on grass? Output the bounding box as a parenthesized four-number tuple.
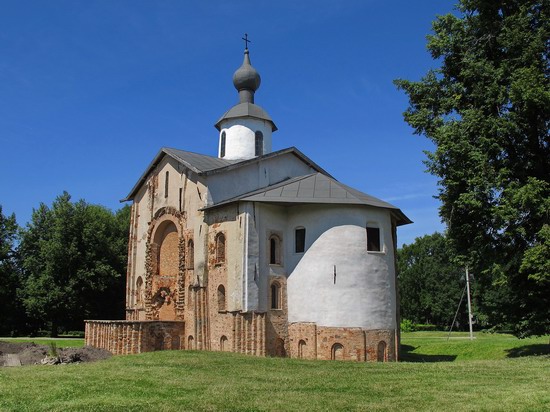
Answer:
(506, 344, 550, 358)
(400, 344, 457, 362)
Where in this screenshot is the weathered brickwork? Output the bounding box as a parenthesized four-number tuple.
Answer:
(288, 323, 397, 361)
(85, 164, 401, 362)
(85, 320, 185, 355)
(265, 275, 288, 357)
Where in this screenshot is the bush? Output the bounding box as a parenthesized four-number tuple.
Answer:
(401, 319, 415, 332)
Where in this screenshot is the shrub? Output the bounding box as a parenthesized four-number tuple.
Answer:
(401, 319, 415, 332)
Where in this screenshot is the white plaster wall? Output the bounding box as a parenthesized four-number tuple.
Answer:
(241, 202, 287, 312)
(285, 204, 397, 330)
(218, 118, 272, 160)
(205, 153, 315, 206)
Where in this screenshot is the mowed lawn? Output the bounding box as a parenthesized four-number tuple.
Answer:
(0, 333, 548, 411)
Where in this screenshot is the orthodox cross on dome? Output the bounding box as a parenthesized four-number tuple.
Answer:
(242, 33, 251, 50)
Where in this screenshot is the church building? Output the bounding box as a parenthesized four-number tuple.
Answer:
(85, 43, 411, 362)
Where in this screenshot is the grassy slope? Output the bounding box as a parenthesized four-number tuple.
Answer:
(401, 332, 550, 361)
(0, 338, 85, 348)
(0, 333, 548, 411)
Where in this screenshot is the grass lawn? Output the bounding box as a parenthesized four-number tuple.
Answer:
(0, 332, 548, 411)
(0, 337, 85, 348)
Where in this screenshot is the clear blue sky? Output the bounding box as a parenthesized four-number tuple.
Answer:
(1, 1, 458, 246)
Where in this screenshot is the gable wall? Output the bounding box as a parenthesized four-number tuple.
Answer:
(205, 153, 316, 206)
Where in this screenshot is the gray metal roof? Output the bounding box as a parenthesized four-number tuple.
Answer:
(163, 148, 238, 173)
(203, 173, 413, 226)
(215, 102, 277, 131)
(121, 147, 330, 202)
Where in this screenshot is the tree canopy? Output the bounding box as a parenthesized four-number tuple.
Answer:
(18, 193, 130, 336)
(0, 205, 25, 335)
(398, 233, 467, 328)
(395, 0, 549, 336)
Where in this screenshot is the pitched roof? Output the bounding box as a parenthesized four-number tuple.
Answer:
(215, 102, 277, 131)
(121, 147, 330, 202)
(202, 173, 413, 226)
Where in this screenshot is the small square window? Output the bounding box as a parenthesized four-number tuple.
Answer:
(366, 227, 381, 252)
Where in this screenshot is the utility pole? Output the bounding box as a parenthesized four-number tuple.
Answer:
(465, 266, 474, 340)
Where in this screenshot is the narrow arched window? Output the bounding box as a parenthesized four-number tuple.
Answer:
(295, 227, 306, 253)
(269, 235, 281, 265)
(220, 131, 226, 158)
(366, 225, 381, 252)
(164, 171, 169, 198)
(255, 131, 263, 156)
(271, 282, 281, 310)
(217, 285, 226, 312)
(136, 277, 144, 304)
(215, 233, 226, 264)
(187, 239, 194, 269)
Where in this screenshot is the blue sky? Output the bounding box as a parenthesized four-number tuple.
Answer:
(0, 1, 458, 246)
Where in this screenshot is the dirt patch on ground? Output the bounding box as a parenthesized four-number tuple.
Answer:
(0, 341, 112, 366)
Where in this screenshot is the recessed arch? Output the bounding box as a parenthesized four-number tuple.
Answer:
(270, 282, 281, 310)
(331, 343, 344, 360)
(215, 232, 226, 264)
(220, 335, 228, 351)
(377, 341, 387, 362)
(269, 234, 281, 265)
(298, 340, 306, 359)
(217, 285, 226, 312)
(135, 276, 144, 305)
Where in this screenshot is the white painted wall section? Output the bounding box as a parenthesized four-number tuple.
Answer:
(286, 205, 397, 330)
(218, 118, 272, 160)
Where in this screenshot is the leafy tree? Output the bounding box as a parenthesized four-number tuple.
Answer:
(395, 1, 549, 336)
(19, 193, 129, 336)
(0, 205, 24, 335)
(398, 233, 467, 328)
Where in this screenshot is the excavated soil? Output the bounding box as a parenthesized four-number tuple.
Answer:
(0, 341, 112, 366)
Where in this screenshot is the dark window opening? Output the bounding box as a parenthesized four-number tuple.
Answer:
(271, 283, 281, 309)
(164, 171, 169, 198)
(270, 235, 280, 264)
(215, 233, 226, 264)
(220, 131, 226, 158)
(295, 228, 305, 253)
(255, 131, 263, 156)
(367, 227, 381, 252)
(217, 285, 226, 312)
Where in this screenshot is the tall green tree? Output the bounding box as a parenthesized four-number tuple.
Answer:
(0, 205, 24, 335)
(19, 193, 129, 336)
(395, 0, 549, 336)
(398, 233, 467, 328)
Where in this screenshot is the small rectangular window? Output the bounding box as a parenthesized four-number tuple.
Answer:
(295, 228, 305, 253)
(164, 171, 169, 198)
(366, 227, 381, 252)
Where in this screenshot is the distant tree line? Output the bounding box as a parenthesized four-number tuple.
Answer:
(0, 193, 129, 337)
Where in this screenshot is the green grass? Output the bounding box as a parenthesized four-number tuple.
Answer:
(0, 332, 548, 411)
(0, 337, 85, 348)
(401, 331, 550, 361)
